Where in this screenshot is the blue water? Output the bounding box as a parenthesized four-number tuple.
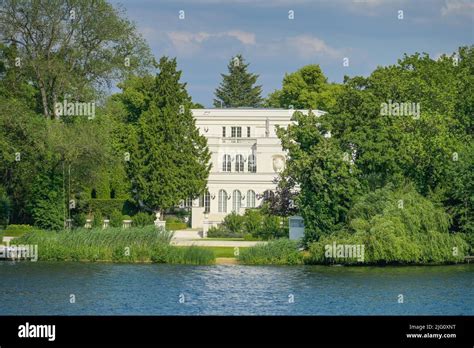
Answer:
(0, 262, 472, 315)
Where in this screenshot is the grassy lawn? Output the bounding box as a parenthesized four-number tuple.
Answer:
(177, 246, 248, 258)
(192, 237, 245, 241)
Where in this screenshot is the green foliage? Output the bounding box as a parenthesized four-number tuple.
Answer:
(207, 225, 241, 238)
(72, 213, 87, 229)
(307, 185, 468, 265)
(238, 239, 304, 265)
(93, 211, 103, 228)
(266, 65, 342, 111)
(278, 111, 361, 244)
(213, 54, 263, 107)
(126, 57, 211, 213)
(222, 212, 245, 234)
(0, 0, 154, 118)
(243, 209, 263, 236)
(12, 226, 213, 264)
(109, 210, 124, 228)
(87, 199, 130, 218)
(164, 216, 187, 230)
(278, 47, 474, 253)
(132, 212, 154, 227)
(4, 224, 34, 237)
(207, 210, 288, 240)
(0, 186, 10, 227)
(166, 222, 188, 230)
(28, 171, 64, 231)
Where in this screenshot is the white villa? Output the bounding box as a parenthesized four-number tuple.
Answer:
(187, 108, 325, 230)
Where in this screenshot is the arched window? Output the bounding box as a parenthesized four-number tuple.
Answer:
(218, 190, 227, 213)
(248, 154, 256, 173)
(235, 154, 244, 172)
(222, 154, 231, 172)
(232, 190, 242, 212)
(200, 190, 210, 213)
(247, 190, 256, 208)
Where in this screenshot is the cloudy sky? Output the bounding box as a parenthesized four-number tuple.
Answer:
(111, 0, 473, 107)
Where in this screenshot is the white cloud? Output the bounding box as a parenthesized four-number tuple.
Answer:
(287, 35, 341, 59)
(225, 30, 256, 45)
(254, 35, 340, 60)
(166, 30, 256, 54)
(441, 0, 474, 16)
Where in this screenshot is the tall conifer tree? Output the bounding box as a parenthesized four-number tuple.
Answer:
(213, 54, 263, 107)
(129, 57, 211, 215)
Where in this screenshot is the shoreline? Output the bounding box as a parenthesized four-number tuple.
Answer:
(1, 258, 472, 266)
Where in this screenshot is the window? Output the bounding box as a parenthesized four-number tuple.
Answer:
(218, 190, 227, 213)
(247, 190, 256, 208)
(199, 190, 211, 213)
(235, 154, 244, 172)
(222, 126, 226, 137)
(231, 126, 242, 138)
(183, 197, 193, 208)
(248, 154, 256, 173)
(232, 190, 242, 212)
(222, 154, 231, 172)
(247, 126, 251, 137)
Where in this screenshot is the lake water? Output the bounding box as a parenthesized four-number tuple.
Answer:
(0, 262, 472, 315)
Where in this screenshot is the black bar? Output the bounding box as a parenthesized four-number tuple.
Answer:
(0, 316, 472, 346)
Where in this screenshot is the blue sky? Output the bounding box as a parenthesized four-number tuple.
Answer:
(111, 0, 473, 107)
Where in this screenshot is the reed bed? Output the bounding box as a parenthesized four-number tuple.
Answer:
(13, 227, 214, 264)
(238, 239, 304, 265)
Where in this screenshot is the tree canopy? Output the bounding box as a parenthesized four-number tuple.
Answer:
(213, 54, 263, 107)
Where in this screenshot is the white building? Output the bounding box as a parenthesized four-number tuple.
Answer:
(188, 108, 325, 230)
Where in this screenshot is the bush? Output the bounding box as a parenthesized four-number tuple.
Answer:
(222, 212, 245, 234)
(93, 210, 103, 228)
(29, 172, 64, 231)
(72, 213, 87, 229)
(132, 212, 154, 227)
(109, 210, 123, 228)
(243, 209, 263, 236)
(207, 225, 242, 238)
(306, 185, 469, 265)
(238, 239, 304, 265)
(87, 199, 137, 218)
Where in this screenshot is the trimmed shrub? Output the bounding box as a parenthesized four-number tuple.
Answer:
(109, 210, 123, 228)
(133, 212, 154, 227)
(87, 199, 137, 218)
(93, 211, 103, 228)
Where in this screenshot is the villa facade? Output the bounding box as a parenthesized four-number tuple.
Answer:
(187, 108, 325, 229)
